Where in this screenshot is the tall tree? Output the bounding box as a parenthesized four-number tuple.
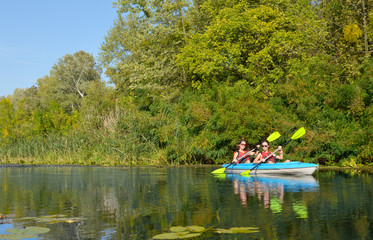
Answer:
(38, 51, 102, 112)
(100, 0, 193, 98)
(177, 2, 327, 94)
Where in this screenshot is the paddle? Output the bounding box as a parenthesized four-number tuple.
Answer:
(241, 127, 306, 176)
(211, 131, 281, 174)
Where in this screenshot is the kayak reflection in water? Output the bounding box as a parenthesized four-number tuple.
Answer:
(229, 175, 318, 212)
(253, 140, 291, 164)
(233, 179, 284, 208)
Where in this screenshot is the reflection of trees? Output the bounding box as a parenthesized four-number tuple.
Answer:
(0, 167, 218, 239)
(0, 167, 372, 239)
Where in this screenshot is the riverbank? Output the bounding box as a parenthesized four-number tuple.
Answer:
(1, 162, 373, 173)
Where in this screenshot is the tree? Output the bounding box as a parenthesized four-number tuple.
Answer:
(177, 3, 327, 94)
(100, 0, 193, 98)
(38, 51, 102, 113)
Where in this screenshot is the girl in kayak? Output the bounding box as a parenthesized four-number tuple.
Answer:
(232, 140, 260, 163)
(253, 141, 290, 164)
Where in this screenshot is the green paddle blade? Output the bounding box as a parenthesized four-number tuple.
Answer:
(267, 131, 281, 142)
(211, 168, 226, 174)
(291, 127, 306, 140)
(241, 170, 251, 176)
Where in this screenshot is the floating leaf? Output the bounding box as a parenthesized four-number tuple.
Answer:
(169, 226, 187, 232)
(215, 227, 259, 234)
(0, 234, 15, 239)
(186, 225, 205, 232)
(214, 228, 233, 234)
(5, 229, 38, 239)
(230, 227, 259, 233)
(24, 226, 50, 234)
(153, 232, 181, 239)
(20, 217, 37, 221)
(40, 214, 67, 218)
(178, 233, 201, 238)
(152, 232, 201, 239)
(6, 226, 50, 237)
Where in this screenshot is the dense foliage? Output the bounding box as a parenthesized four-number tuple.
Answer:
(1, 0, 373, 166)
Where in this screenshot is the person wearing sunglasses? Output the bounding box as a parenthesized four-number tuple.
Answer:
(253, 140, 290, 164)
(232, 140, 260, 164)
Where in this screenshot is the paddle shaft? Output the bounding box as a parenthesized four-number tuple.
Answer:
(224, 147, 258, 170)
(251, 139, 293, 171)
(237, 147, 258, 163)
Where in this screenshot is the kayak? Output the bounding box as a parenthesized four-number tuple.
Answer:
(221, 161, 318, 175)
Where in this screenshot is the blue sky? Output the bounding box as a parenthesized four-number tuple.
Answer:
(0, 0, 117, 97)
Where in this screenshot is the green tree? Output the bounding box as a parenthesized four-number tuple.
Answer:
(177, 3, 327, 94)
(100, 0, 193, 98)
(38, 51, 102, 113)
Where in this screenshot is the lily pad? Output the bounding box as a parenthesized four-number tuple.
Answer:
(24, 226, 50, 234)
(214, 228, 233, 234)
(0, 234, 18, 239)
(152, 232, 201, 239)
(230, 227, 259, 233)
(215, 227, 259, 234)
(6, 226, 50, 236)
(153, 232, 181, 239)
(20, 217, 37, 220)
(186, 225, 205, 232)
(178, 233, 201, 238)
(169, 226, 187, 232)
(4, 229, 38, 239)
(40, 214, 67, 218)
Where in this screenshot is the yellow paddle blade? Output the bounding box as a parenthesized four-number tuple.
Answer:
(267, 131, 281, 142)
(291, 127, 306, 140)
(241, 170, 251, 176)
(211, 168, 226, 174)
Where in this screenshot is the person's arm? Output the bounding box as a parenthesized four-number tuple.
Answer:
(253, 153, 262, 163)
(275, 146, 284, 160)
(248, 145, 261, 156)
(232, 151, 238, 163)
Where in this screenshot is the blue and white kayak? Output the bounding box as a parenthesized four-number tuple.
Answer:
(222, 161, 318, 175)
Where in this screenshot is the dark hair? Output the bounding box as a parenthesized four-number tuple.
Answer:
(262, 140, 269, 146)
(235, 139, 247, 151)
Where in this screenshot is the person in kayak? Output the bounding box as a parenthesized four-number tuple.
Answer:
(232, 140, 260, 163)
(253, 140, 290, 164)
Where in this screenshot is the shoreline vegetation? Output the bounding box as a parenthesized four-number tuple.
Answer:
(1, 163, 373, 174)
(1, 0, 373, 167)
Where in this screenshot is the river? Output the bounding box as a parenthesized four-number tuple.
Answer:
(0, 166, 372, 239)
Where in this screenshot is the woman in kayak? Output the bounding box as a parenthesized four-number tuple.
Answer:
(253, 140, 290, 164)
(232, 140, 260, 163)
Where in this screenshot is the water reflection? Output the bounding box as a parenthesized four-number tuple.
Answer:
(1, 166, 373, 239)
(226, 174, 318, 217)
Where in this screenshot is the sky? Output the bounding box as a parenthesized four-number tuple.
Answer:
(0, 0, 118, 97)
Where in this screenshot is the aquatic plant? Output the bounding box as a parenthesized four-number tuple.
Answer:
(152, 225, 259, 239)
(0, 226, 50, 239)
(20, 214, 86, 224)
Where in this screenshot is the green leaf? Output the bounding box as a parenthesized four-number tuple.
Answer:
(169, 226, 187, 232)
(214, 227, 259, 234)
(186, 225, 205, 232)
(24, 226, 50, 234)
(152, 232, 182, 239)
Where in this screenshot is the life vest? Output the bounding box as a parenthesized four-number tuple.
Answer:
(262, 151, 276, 163)
(236, 150, 250, 163)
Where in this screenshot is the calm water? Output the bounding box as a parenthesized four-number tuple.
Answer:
(0, 166, 372, 239)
